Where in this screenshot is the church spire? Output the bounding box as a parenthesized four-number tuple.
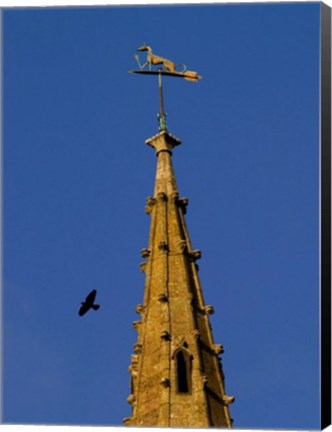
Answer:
(146, 129, 180, 197)
(124, 46, 234, 428)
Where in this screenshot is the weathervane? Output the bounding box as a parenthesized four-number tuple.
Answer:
(130, 45, 202, 131)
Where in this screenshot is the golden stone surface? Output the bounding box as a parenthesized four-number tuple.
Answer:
(125, 131, 234, 428)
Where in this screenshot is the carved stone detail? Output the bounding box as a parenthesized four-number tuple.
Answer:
(204, 305, 215, 315)
(160, 378, 171, 388)
(134, 343, 143, 354)
(139, 262, 147, 272)
(133, 321, 141, 331)
(201, 375, 208, 388)
(127, 394, 136, 406)
(177, 239, 187, 253)
(123, 417, 133, 425)
(158, 293, 168, 303)
(212, 344, 224, 355)
(158, 241, 169, 252)
(172, 335, 187, 351)
(156, 192, 167, 202)
(135, 304, 145, 315)
(145, 196, 156, 214)
(140, 248, 151, 258)
(188, 249, 202, 261)
(191, 329, 201, 341)
(170, 191, 179, 202)
(129, 354, 138, 377)
(160, 330, 171, 340)
(177, 197, 189, 214)
(128, 364, 138, 377)
(222, 395, 235, 406)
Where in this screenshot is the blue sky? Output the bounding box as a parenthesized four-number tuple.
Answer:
(3, 3, 321, 429)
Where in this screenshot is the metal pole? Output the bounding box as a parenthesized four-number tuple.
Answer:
(158, 71, 167, 131)
(159, 72, 164, 116)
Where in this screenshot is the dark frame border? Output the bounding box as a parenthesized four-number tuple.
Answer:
(321, 2, 331, 430)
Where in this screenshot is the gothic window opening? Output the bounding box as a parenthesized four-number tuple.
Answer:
(176, 350, 192, 394)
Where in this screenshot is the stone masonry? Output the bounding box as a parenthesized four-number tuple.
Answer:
(124, 130, 234, 427)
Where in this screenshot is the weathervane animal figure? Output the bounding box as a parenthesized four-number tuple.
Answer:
(135, 44, 183, 73)
(78, 289, 100, 316)
(134, 45, 201, 82)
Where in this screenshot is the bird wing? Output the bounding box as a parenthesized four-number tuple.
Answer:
(85, 289, 97, 305)
(78, 302, 90, 316)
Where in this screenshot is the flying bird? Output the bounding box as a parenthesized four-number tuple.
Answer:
(78, 289, 100, 316)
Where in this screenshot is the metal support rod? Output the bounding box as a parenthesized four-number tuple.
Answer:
(158, 71, 167, 131)
(159, 72, 164, 116)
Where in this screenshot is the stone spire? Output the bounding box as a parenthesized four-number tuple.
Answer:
(123, 126, 234, 427)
